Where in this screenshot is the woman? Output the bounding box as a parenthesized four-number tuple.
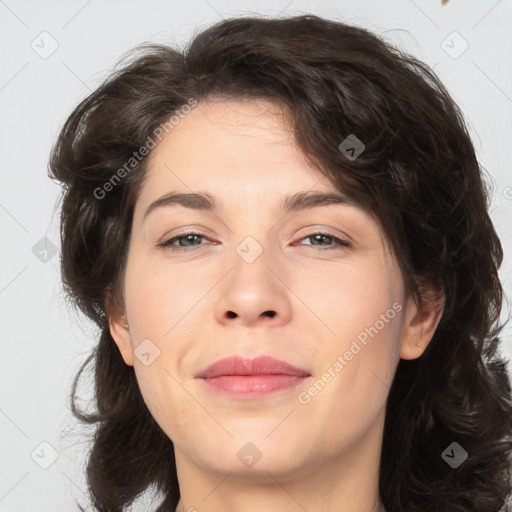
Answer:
(49, 14, 512, 512)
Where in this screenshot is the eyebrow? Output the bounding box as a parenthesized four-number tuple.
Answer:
(142, 190, 360, 223)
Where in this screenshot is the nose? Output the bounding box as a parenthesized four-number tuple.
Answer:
(214, 247, 292, 328)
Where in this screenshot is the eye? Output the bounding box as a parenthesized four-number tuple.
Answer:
(157, 230, 350, 253)
(292, 232, 351, 251)
(157, 231, 211, 252)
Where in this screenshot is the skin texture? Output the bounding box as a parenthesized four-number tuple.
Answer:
(109, 97, 444, 512)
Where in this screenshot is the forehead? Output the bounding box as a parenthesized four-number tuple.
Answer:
(136, 98, 340, 208)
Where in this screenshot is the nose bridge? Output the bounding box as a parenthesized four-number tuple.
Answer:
(222, 198, 277, 269)
(229, 232, 276, 296)
(235, 233, 267, 266)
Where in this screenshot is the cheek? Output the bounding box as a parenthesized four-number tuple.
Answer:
(294, 263, 403, 426)
(124, 257, 207, 340)
(297, 261, 404, 354)
(122, 258, 213, 433)
(134, 362, 196, 435)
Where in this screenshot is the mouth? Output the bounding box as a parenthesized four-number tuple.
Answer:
(195, 355, 311, 399)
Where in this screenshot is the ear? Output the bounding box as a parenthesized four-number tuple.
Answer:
(106, 287, 134, 367)
(400, 279, 445, 360)
(109, 314, 134, 366)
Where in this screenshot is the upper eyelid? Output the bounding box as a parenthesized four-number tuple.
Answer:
(161, 227, 348, 239)
(157, 220, 353, 239)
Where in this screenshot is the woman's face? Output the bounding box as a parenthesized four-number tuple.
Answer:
(110, 97, 432, 482)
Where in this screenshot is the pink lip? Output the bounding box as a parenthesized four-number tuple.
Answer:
(195, 355, 311, 399)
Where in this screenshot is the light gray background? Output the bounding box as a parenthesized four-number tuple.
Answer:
(1, 1, 511, 510)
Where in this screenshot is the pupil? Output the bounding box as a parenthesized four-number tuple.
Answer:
(182, 235, 198, 246)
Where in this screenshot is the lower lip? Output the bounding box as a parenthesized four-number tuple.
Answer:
(198, 374, 309, 398)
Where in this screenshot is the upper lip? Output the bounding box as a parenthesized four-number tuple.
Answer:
(196, 355, 311, 379)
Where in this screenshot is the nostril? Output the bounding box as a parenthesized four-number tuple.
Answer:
(226, 311, 237, 318)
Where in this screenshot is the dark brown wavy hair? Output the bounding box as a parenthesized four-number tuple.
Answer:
(48, 13, 512, 512)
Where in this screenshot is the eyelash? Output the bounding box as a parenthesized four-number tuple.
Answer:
(157, 230, 350, 253)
